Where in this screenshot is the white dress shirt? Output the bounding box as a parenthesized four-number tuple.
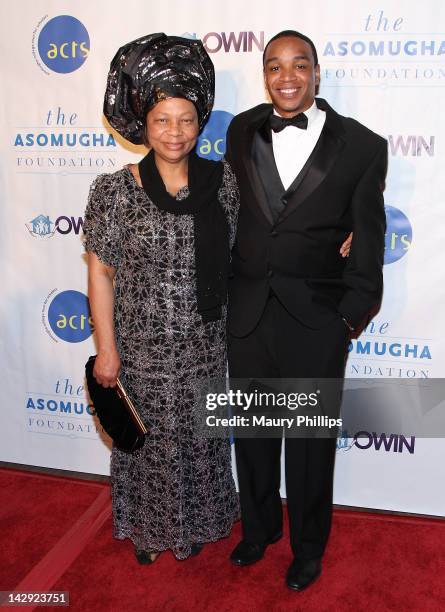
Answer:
(271, 101, 326, 190)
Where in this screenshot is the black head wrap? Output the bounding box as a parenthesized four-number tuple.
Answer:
(104, 33, 215, 144)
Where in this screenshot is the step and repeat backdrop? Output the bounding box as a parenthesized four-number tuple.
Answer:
(1, 0, 444, 515)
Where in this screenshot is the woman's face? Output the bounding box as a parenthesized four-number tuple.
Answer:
(145, 97, 199, 163)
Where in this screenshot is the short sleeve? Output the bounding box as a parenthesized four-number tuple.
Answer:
(83, 173, 121, 268)
(218, 160, 240, 250)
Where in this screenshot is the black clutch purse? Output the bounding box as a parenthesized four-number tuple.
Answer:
(85, 355, 147, 453)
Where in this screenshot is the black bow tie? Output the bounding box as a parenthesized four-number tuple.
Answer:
(268, 112, 308, 132)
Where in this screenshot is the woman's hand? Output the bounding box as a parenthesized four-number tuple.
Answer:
(93, 349, 121, 388)
(340, 232, 353, 258)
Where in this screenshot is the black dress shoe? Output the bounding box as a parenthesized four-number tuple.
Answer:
(190, 543, 204, 557)
(286, 558, 321, 591)
(230, 540, 265, 566)
(230, 532, 282, 567)
(134, 548, 160, 565)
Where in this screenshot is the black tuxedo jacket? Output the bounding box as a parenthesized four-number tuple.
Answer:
(225, 97, 388, 337)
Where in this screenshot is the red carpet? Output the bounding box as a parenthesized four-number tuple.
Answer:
(2, 468, 445, 611)
(0, 469, 107, 589)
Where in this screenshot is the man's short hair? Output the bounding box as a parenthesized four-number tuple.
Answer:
(263, 30, 319, 67)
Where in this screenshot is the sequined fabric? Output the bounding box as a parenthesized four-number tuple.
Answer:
(84, 161, 240, 559)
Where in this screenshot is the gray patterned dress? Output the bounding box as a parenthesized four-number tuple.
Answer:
(84, 161, 240, 559)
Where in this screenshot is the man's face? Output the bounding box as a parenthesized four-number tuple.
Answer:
(263, 36, 320, 117)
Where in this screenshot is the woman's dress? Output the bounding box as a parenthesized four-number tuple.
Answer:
(84, 160, 239, 559)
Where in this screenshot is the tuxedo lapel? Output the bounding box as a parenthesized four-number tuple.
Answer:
(277, 99, 346, 224)
(252, 130, 284, 195)
(252, 130, 288, 222)
(240, 106, 275, 226)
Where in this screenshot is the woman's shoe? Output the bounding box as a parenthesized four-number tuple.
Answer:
(190, 543, 204, 557)
(134, 548, 160, 565)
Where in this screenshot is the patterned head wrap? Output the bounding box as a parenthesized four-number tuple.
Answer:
(104, 33, 215, 144)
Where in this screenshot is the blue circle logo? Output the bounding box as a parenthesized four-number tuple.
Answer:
(38, 15, 90, 74)
(47, 290, 93, 342)
(197, 110, 234, 161)
(384, 206, 412, 265)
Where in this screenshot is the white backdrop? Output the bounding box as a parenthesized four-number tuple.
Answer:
(1, 0, 444, 515)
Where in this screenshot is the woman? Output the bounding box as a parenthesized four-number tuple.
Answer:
(84, 34, 239, 563)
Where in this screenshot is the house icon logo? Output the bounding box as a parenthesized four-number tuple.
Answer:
(26, 214, 55, 238)
(336, 429, 355, 453)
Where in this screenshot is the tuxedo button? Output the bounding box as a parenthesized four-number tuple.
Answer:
(267, 269, 274, 278)
(281, 197, 287, 205)
(270, 230, 278, 237)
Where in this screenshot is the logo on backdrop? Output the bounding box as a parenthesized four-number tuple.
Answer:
(26, 215, 55, 238)
(384, 205, 412, 264)
(26, 377, 107, 441)
(203, 31, 264, 53)
(14, 106, 117, 175)
(181, 30, 264, 53)
(42, 289, 94, 343)
(26, 214, 83, 238)
(388, 135, 435, 157)
(180, 31, 264, 53)
(337, 430, 416, 454)
(346, 319, 431, 378)
(197, 110, 234, 161)
(33, 15, 90, 75)
(322, 10, 445, 86)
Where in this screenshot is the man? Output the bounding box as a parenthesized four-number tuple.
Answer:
(225, 30, 387, 591)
